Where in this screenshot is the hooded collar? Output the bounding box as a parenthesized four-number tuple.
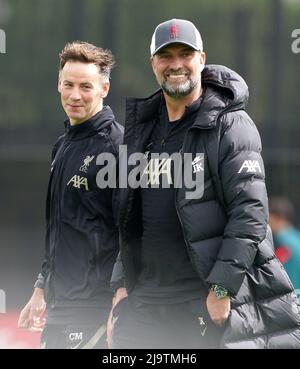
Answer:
(64, 106, 115, 140)
(192, 64, 249, 129)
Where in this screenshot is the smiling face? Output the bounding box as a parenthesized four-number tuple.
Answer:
(58, 61, 109, 125)
(151, 43, 206, 99)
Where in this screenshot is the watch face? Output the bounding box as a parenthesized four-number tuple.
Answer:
(212, 285, 228, 299)
(216, 289, 227, 299)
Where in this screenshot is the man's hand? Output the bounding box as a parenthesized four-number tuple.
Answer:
(106, 287, 128, 348)
(206, 290, 230, 326)
(18, 287, 46, 332)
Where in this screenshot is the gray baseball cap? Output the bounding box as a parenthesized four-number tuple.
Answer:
(150, 19, 203, 56)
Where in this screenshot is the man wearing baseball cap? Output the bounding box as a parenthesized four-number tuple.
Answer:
(150, 19, 203, 56)
(108, 19, 300, 349)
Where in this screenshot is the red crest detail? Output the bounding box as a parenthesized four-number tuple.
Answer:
(170, 25, 178, 39)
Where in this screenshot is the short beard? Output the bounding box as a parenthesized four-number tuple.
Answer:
(160, 76, 200, 99)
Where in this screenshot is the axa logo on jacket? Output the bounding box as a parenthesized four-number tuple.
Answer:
(238, 159, 262, 174)
(67, 175, 89, 191)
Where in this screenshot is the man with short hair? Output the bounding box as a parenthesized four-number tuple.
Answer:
(108, 19, 300, 349)
(18, 41, 123, 349)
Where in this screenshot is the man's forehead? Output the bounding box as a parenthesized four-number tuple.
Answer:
(60, 61, 100, 77)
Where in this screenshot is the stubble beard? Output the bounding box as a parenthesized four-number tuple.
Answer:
(160, 75, 200, 100)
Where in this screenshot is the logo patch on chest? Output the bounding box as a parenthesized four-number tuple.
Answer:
(79, 155, 95, 173)
(67, 175, 89, 191)
(192, 155, 204, 173)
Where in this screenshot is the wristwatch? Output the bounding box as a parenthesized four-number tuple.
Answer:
(210, 284, 229, 299)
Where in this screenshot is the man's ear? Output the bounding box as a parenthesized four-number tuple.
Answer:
(199, 52, 206, 72)
(150, 56, 154, 68)
(57, 78, 61, 93)
(100, 82, 110, 98)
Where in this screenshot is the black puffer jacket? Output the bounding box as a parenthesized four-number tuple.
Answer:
(112, 65, 300, 348)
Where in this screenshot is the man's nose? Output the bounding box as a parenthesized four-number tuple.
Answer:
(69, 88, 81, 100)
(168, 57, 183, 70)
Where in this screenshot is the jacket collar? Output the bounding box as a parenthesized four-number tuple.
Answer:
(64, 106, 114, 140)
(193, 64, 249, 129)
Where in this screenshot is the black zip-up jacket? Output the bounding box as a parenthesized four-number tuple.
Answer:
(35, 106, 123, 309)
(111, 65, 300, 348)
